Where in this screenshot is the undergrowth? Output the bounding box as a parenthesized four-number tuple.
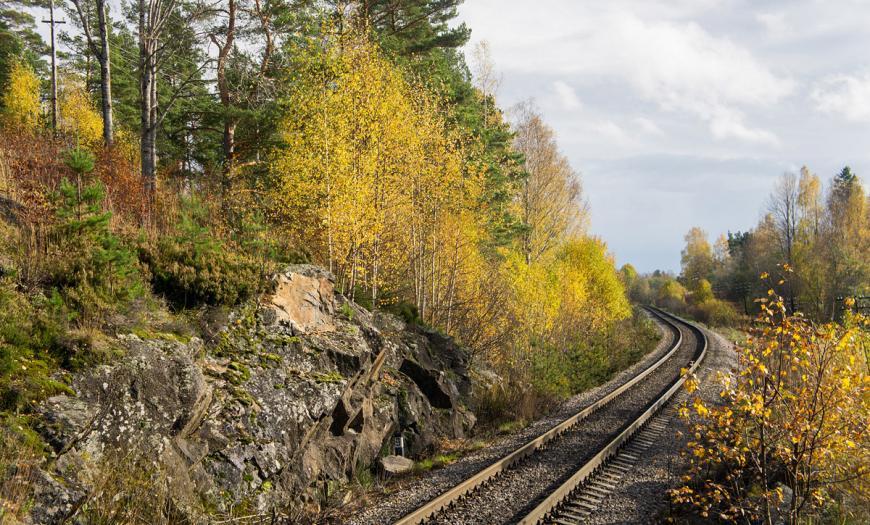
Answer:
(0, 419, 42, 521)
(0, 132, 298, 517)
(473, 306, 661, 431)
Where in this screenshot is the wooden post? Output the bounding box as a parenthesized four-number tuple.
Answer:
(42, 0, 65, 131)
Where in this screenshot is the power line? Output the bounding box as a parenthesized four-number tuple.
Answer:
(42, 0, 66, 131)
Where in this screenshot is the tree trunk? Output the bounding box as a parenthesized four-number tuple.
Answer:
(139, 6, 156, 197)
(96, 0, 113, 145)
(149, 53, 158, 178)
(222, 119, 236, 176)
(214, 0, 236, 184)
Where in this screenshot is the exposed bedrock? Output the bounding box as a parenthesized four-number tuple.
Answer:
(28, 264, 475, 523)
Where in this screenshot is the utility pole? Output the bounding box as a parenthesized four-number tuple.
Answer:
(42, 0, 65, 131)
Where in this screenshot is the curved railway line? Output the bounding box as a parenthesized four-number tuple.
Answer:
(393, 307, 707, 525)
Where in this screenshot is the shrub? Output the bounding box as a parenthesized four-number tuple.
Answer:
(139, 198, 265, 308)
(73, 447, 199, 524)
(64, 146, 95, 175)
(479, 307, 660, 428)
(656, 278, 688, 312)
(59, 84, 104, 149)
(690, 278, 714, 304)
(673, 297, 869, 523)
(530, 345, 572, 400)
(0, 418, 44, 521)
(689, 298, 740, 327)
(47, 176, 144, 322)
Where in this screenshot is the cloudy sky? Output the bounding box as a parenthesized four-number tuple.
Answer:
(458, 0, 870, 273)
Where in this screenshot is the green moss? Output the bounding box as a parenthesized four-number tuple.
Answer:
(229, 386, 255, 407)
(0, 280, 68, 412)
(259, 352, 282, 365)
(413, 453, 459, 473)
(265, 334, 300, 346)
(1, 415, 48, 454)
(130, 326, 191, 344)
(225, 361, 251, 385)
(210, 304, 262, 359)
(312, 371, 344, 384)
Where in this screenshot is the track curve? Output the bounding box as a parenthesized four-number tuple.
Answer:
(393, 308, 706, 525)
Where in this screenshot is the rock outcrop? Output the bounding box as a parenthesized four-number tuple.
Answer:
(29, 265, 475, 522)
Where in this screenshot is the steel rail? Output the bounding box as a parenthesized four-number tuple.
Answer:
(393, 308, 685, 525)
(518, 309, 708, 524)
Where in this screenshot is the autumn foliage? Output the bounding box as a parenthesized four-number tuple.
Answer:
(269, 29, 631, 372)
(0, 59, 40, 131)
(0, 13, 640, 478)
(673, 276, 869, 524)
(273, 30, 475, 315)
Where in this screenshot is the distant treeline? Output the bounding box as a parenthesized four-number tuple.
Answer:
(622, 166, 868, 324)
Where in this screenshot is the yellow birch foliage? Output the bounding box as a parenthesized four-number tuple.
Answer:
(500, 237, 630, 354)
(500, 249, 561, 344)
(273, 30, 407, 295)
(272, 28, 472, 316)
(673, 283, 869, 523)
(429, 208, 513, 357)
(1, 60, 41, 132)
(59, 84, 103, 149)
(271, 28, 631, 370)
(553, 238, 631, 339)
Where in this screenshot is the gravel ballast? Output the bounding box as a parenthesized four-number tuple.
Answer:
(344, 311, 694, 525)
(581, 325, 737, 525)
(430, 315, 701, 524)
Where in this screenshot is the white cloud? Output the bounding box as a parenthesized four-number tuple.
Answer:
(634, 117, 664, 136)
(457, 1, 870, 271)
(756, 12, 790, 40)
(586, 14, 790, 144)
(552, 81, 582, 110)
(467, 8, 792, 145)
(811, 73, 870, 122)
(598, 120, 628, 141)
(708, 108, 780, 146)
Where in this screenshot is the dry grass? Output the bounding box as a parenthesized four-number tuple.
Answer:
(69, 448, 192, 525)
(0, 423, 41, 523)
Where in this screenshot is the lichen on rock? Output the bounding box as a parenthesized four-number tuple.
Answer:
(28, 264, 475, 522)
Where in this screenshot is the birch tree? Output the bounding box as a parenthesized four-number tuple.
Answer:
(512, 102, 586, 265)
(70, 0, 113, 145)
(768, 172, 799, 311)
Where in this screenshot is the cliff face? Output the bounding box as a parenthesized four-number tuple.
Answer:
(29, 265, 475, 522)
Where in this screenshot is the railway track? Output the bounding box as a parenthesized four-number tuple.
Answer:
(394, 308, 707, 525)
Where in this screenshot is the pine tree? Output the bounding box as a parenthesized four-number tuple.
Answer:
(0, 0, 49, 86)
(50, 147, 142, 318)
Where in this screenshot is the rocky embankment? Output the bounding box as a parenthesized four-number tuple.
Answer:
(27, 265, 475, 523)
